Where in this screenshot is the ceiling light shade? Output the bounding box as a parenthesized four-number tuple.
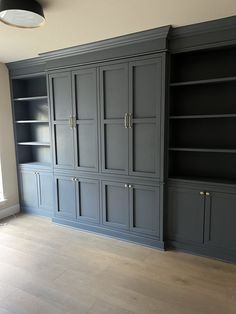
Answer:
(0, 0, 45, 28)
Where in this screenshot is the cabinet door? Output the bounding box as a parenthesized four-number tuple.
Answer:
(100, 64, 129, 175)
(37, 172, 54, 212)
(54, 175, 76, 220)
(49, 72, 75, 169)
(130, 184, 160, 237)
(167, 187, 205, 244)
(102, 181, 129, 229)
(129, 58, 162, 178)
(19, 170, 38, 209)
(72, 68, 98, 172)
(205, 192, 236, 252)
(76, 178, 99, 223)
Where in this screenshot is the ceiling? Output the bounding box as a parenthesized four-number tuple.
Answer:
(1, 0, 236, 63)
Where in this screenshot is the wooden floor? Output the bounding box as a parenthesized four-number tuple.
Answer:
(0, 215, 235, 314)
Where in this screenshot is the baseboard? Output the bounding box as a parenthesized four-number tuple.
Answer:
(0, 204, 20, 220)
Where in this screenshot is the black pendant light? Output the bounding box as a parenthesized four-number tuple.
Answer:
(0, 0, 45, 28)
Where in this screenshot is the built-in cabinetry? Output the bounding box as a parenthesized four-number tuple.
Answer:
(8, 18, 236, 262)
(11, 73, 53, 216)
(167, 180, 236, 261)
(49, 54, 165, 248)
(167, 43, 236, 262)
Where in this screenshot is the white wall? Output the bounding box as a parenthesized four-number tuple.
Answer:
(0, 63, 19, 215)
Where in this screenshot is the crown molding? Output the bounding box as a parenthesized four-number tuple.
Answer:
(39, 26, 171, 61)
(170, 15, 236, 52)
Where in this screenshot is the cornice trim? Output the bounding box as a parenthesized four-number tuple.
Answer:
(39, 25, 171, 61)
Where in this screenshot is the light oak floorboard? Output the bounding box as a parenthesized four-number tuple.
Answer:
(0, 214, 235, 314)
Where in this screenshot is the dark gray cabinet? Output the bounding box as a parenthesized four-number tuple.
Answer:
(76, 177, 100, 223)
(129, 58, 162, 178)
(72, 68, 98, 172)
(167, 182, 236, 260)
(19, 169, 53, 215)
(50, 68, 98, 172)
(102, 180, 160, 237)
(54, 174, 100, 223)
(100, 63, 129, 175)
(102, 181, 129, 229)
(130, 184, 160, 237)
(19, 169, 38, 209)
(167, 186, 205, 244)
(54, 175, 77, 220)
(205, 192, 236, 251)
(100, 58, 162, 178)
(50, 72, 75, 169)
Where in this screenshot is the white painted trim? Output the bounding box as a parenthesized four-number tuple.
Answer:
(0, 204, 20, 220)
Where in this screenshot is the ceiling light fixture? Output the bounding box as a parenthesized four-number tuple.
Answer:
(0, 0, 45, 28)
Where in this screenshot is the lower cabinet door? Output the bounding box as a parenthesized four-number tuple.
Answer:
(102, 181, 129, 230)
(54, 175, 77, 220)
(19, 170, 38, 209)
(77, 178, 99, 223)
(38, 172, 54, 212)
(167, 187, 205, 245)
(205, 192, 236, 252)
(130, 184, 160, 237)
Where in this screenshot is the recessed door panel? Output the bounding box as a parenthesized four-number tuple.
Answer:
(167, 187, 205, 244)
(55, 176, 76, 219)
(76, 123, 97, 170)
(103, 124, 128, 173)
(38, 172, 53, 211)
(132, 60, 161, 118)
(73, 68, 98, 172)
(19, 170, 38, 208)
(102, 65, 128, 119)
(49, 72, 72, 121)
(130, 185, 159, 237)
(132, 123, 159, 175)
(100, 64, 129, 174)
(74, 68, 97, 120)
(129, 58, 162, 178)
(102, 181, 129, 229)
(205, 192, 236, 251)
(54, 124, 74, 168)
(77, 179, 99, 222)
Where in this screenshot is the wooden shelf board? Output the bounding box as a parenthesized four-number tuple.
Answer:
(169, 148, 236, 153)
(19, 162, 52, 169)
(14, 96, 48, 101)
(170, 76, 236, 87)
(15, 120, 49, 124)
(168, 176, 236, 186)
(17, 142, 51, 147)
(169, 114, 236, 119)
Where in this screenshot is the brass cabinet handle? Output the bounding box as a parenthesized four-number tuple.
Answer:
(69, 116, 73, 129)
(73, 116, 77, 128)
(124, 113, 128, 128)
(128, 113, 133, 128)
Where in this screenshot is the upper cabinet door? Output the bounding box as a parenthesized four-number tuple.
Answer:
(100, 63, 129, 175)
(129, 58, 162, 178)
(72, 68, 98, 172)
(49, 72, 75, 169)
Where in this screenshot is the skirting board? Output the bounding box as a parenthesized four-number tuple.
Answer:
(0, 204, 20, 220)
